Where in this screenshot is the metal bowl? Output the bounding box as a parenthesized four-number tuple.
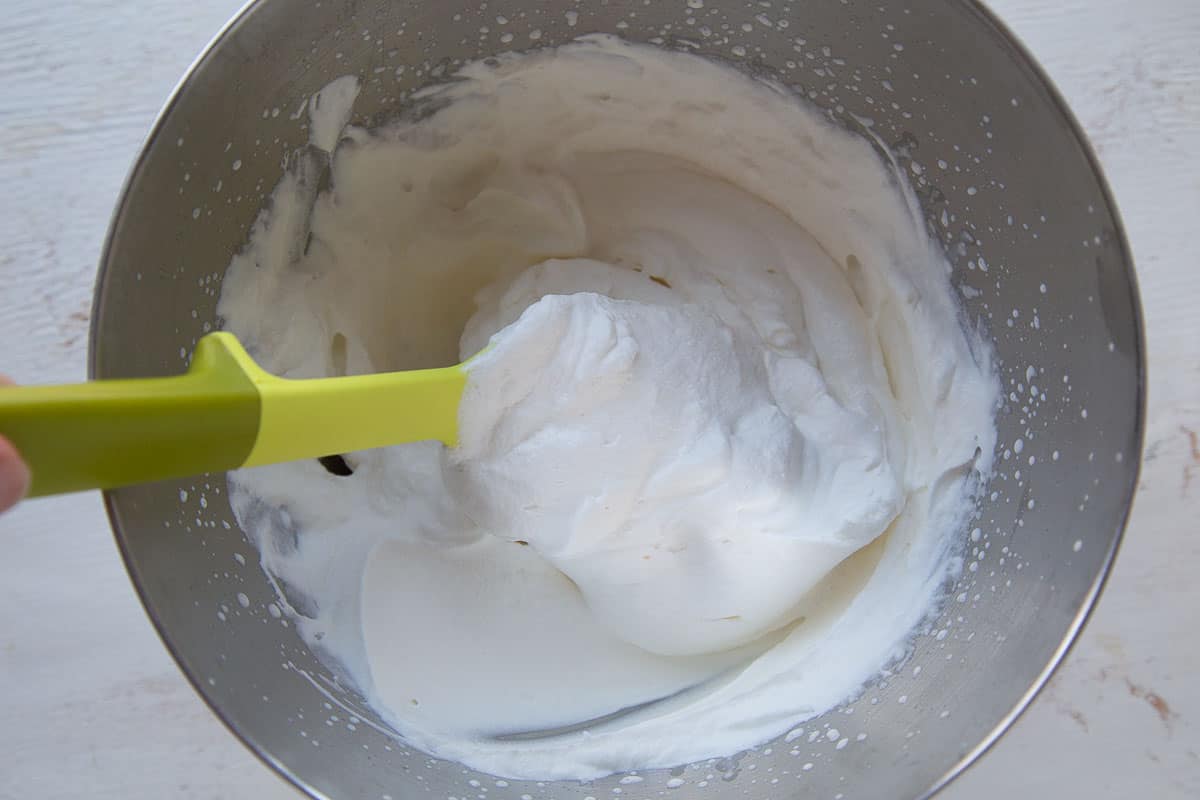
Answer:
(90, 1, 1144, 798)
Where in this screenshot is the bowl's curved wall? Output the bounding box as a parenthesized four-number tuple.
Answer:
(92, 1, 1142, 798)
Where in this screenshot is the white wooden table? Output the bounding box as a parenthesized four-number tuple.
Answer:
(1, 1, 1196, 797)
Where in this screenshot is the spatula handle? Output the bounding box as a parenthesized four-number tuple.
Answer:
(0, 334, 261, 497)
(0, 332, 470, 498)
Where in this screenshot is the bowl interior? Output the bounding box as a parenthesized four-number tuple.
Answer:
(92, 1, 1142, 798)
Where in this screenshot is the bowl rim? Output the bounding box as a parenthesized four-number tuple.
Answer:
(916, 2, 1146, 794)
(89, 1, 1147, 797)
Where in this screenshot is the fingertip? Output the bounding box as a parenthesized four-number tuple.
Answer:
(0, 436, 31, 512)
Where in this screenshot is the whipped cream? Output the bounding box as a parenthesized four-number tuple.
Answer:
(218, 35, 998, 780)
(455, 274, 901, 658)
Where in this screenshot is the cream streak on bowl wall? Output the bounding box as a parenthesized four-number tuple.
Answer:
(216, 35, 999, 781)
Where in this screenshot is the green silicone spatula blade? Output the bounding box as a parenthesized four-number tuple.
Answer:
(0, 332, 469, 498)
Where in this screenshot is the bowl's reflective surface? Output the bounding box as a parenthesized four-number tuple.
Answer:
(92, 1, 1142, 798)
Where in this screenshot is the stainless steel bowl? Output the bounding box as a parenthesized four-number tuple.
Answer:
(91, 1, 1144, 798)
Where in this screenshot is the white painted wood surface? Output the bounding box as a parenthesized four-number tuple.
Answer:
(0, 1, 1196, 797)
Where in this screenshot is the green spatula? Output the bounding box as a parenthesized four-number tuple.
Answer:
(0, 332, 469, 498)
